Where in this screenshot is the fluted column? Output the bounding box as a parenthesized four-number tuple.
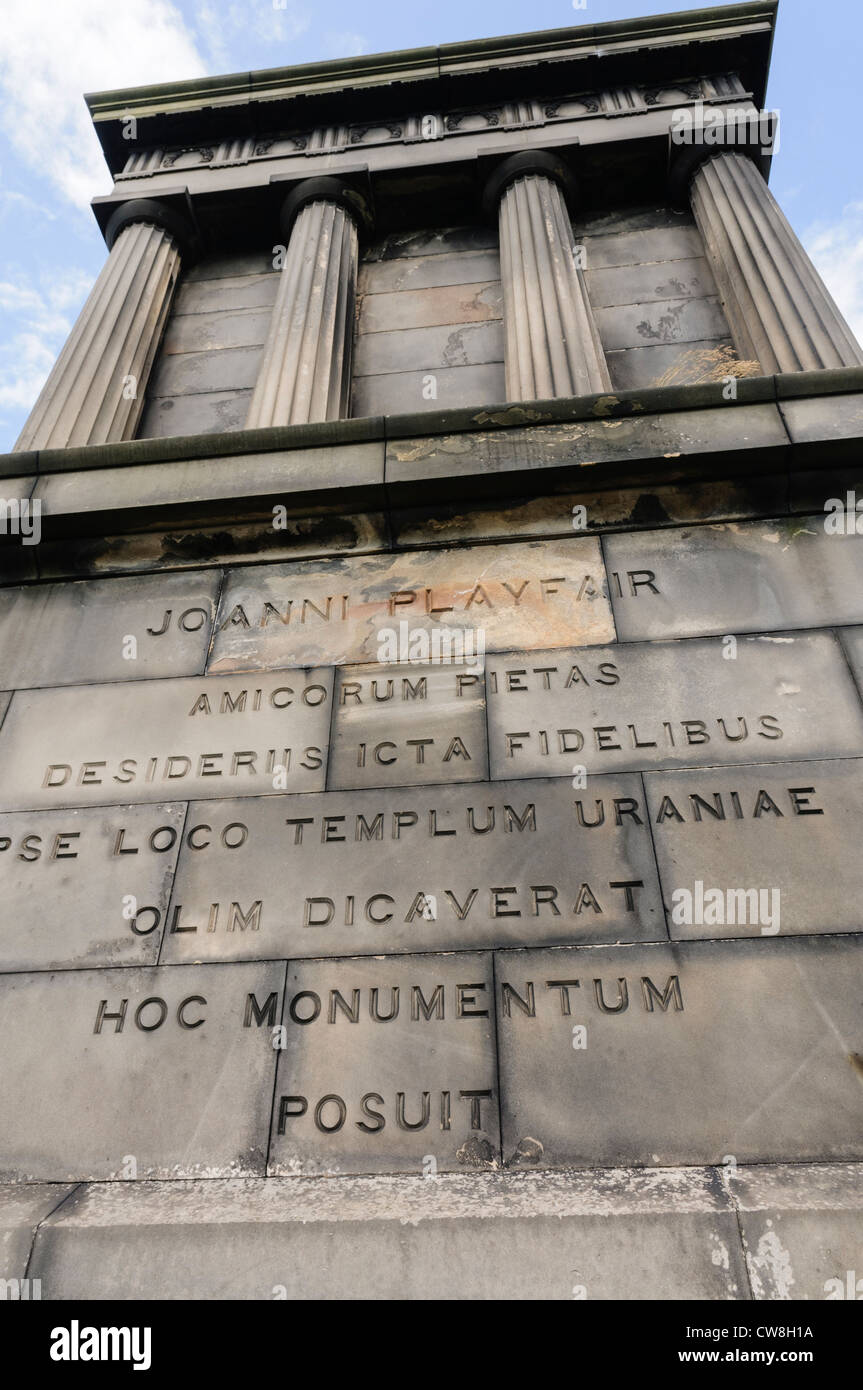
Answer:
(690, 152, 863, 373)
(14, 200, 193, 452)
(246, 179, 368, 427)
(487, 152, 611, 401)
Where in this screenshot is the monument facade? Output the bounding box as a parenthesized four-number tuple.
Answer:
(2, 1, 863, 1300)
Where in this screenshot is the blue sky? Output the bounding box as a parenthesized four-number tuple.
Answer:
(1, 0, 861, 453)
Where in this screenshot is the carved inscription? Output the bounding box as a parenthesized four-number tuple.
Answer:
(604, 518, 863, 640)
(267, 953, 499, 1175)
(162, 776, 665, 962)
(644, 759, 863, 937)
(328, 661, 488, 789)
(0, 804, 184, 970)
(497, 938, 863, 1167)
(0, 962, 283, 1181)
(0, 571, 220, 688)
(0, 669, 333, 811)
(485, 633, 863, 779)
(208, 539, 614, 670)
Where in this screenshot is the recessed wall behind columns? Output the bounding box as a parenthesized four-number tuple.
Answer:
(352, 226, 505, 417)
(576, 205, 746, 389)
(137, 252, 279, 439)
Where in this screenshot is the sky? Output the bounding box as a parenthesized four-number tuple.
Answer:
(0, 0, 861, 453)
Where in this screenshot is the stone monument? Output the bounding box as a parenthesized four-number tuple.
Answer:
(2, 1, 863, 1301)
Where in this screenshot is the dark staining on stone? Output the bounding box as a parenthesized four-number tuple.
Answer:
(443, 330, 469, 368)
(630, 492, 672, 527)
(508, 1136, 544, 1166)
(654, 276, 700, 299)
(471, 406, 549, 427)
(591, 395, 645, 418)
(456, 1135, 497, 1168)
(636, 302, 687, 342)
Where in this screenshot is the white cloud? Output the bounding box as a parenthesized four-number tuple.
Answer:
(0, 189, 58, 222)
(324, 31, 368, 58)
(0, 0, 206, 208)
(195, 2, 310, 73)
(804, 201, 863, 346)
(0, 268, 95, 416)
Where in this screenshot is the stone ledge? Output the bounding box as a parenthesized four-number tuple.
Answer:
(26, 1166, 744, 1300)
(18, 1162, 863, 1299)
(3, 369, 862, 482)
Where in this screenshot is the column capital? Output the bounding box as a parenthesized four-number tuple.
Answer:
(667, 114, 777, 211)
(687, 148, 863, 372)
(104, 198, 200, 260)
(278, 177, 373, 242)
(482, 151, 578, 220)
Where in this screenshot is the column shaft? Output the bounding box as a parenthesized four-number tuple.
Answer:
(246, 199, 358, 427)
(691, 152, 863, 373)
(14, 222, 180, 451)
(498, 174, 611, 400)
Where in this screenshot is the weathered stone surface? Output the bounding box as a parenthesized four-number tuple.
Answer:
(780, 393, 863, 460)
(35, 439, 384, 528)
(0, 1184, 74, 1284)
(497, 936, 863, 1167)
(247, 199, 358, 428)
(604, 517, 863, 639)
(359, 249, 501, 294)
(0, 570, 221, 688)
(733, 1163, 863, 1301)
(0, 803, 183, 970)
(580, 225, 704, 270)
(645, 759, 863, 938)
(0, 667, 333, 811)
(605, 339, 736, 391)
(585, 256, 717, 309)
(328, 660, 487, 790)
(14, 222, 182, 452)
(485, 632, 863, 780)
(391, 474, 787, 549)
(36, 510, 389, 580)
(161, 308, 273, 355)
(162, 774, 665, 963)
(28, 1167, 747, 1300)
(183, 252, 274, 282)
(353, 363, 506, 416)
(496, 173, 611, 400)
(353, 320, 503, 377)
(147, 343, 265, 396)
(138, 388, 253, 438)
(268, 952, 499, 1176)
(594, 296, 728, 352)
(208, 538, 613, 672)
(359, 282, 502, 333)
(0, 961, 283, 1181)
(692, 154, 863, 374)
(365, 227, 498, 261)
(840, 626, 863, 692)
(385, 404, 789, 496)
(172, 271, 278, 314)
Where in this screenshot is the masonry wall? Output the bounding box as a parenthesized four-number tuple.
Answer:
(352, 226, 505, 416)
(138, 252, 278, 438)
(136, 205, 744, 441)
